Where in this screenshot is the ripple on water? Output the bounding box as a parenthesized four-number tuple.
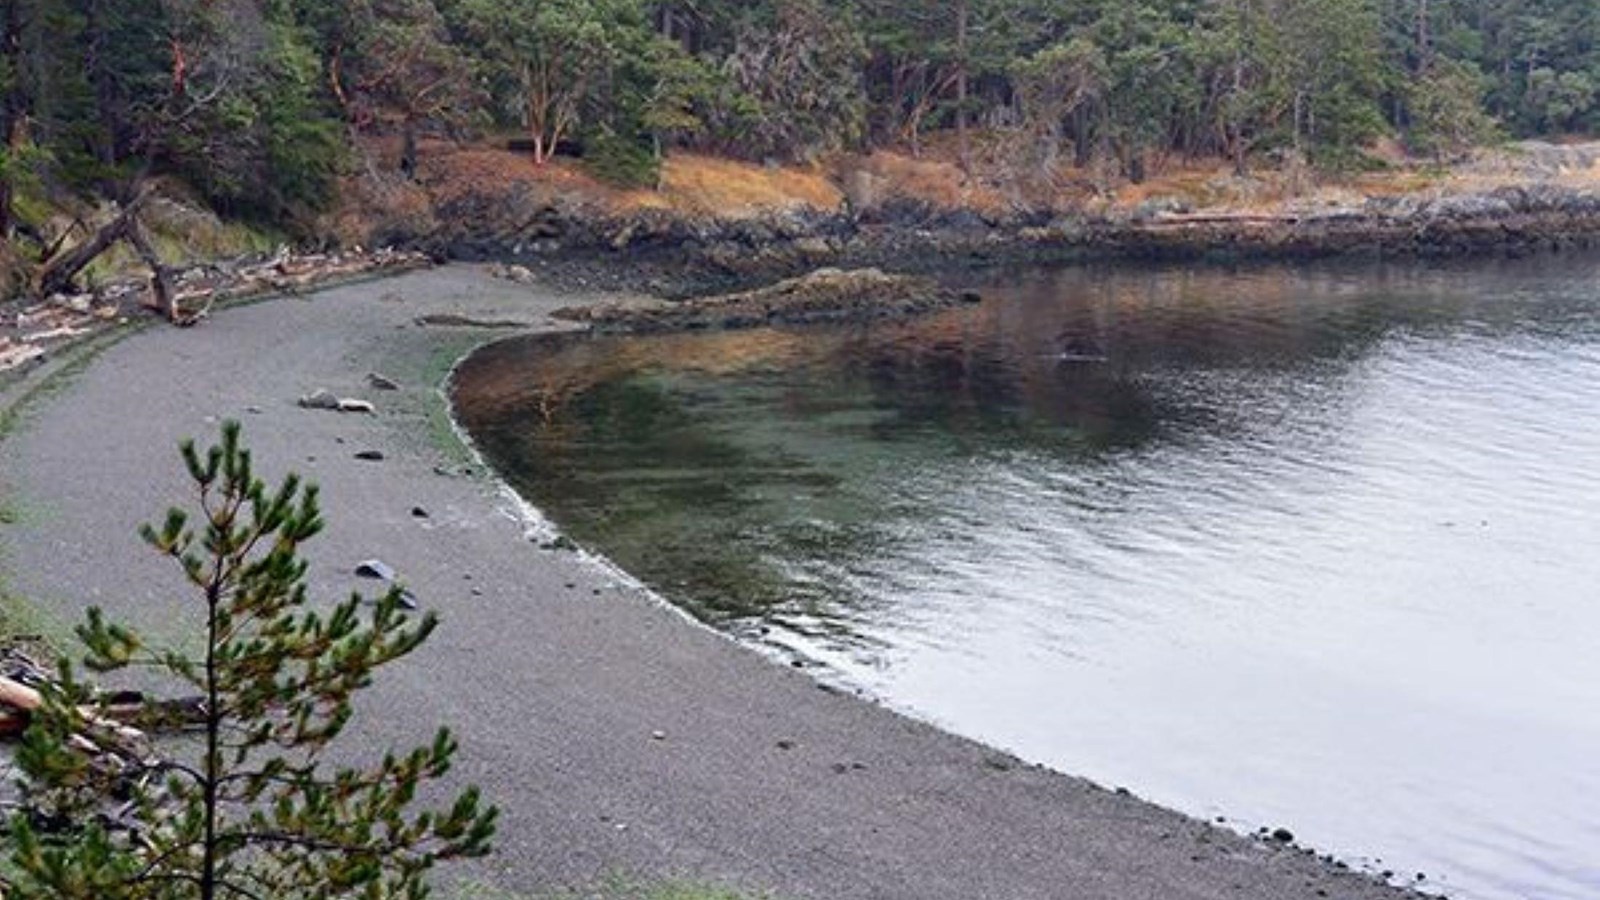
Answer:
(452, 254, 1600, 900)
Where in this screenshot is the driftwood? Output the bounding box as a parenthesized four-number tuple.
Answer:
(22, 188, 433, 327)
(2, 247, 432, 377)
(34, 189, 153, 301)
(125, 211, 179, 323)
(0, 672, 205, 739)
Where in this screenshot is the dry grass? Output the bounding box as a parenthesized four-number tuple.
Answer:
(340, 131, 1600, 243)
(628, 154, 844, 217)
(413, 142, 843, 219)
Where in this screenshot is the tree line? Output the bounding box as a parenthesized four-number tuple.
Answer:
(2, 0, 1599, 233)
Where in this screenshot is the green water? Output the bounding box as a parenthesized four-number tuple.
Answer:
(453, 256, 1600, 900)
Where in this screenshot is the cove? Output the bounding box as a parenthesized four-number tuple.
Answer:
(452, 255, 1600, 900)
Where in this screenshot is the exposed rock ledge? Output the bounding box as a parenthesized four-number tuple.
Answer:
(552, 267, 981, 333)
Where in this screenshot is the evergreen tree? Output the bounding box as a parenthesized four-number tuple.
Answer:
(8, 421, 497, 899)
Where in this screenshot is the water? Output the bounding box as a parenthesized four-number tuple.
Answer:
(453, 256, 1600, 900)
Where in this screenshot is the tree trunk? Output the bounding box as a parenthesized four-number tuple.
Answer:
(0, 0, 27, 241)
(955, 0, 970, 175)
(400, 118, 418, 181)
(1416, 0, 1431, 71)
(35, 188, 150, 299)
(126, 212, 176, 322)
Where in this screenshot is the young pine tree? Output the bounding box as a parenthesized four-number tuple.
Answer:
(8, 421, 497, 899)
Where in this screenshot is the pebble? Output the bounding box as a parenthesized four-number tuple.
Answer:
(983, 755, 1015, 772)
(355, 559, 397, 581)
(298, 389, 340, 411)
(650, 730, 667, 741)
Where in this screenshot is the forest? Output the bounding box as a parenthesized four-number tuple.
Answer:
(2, 0, 1599, 236)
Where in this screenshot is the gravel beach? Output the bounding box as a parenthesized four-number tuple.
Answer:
(0, 265, 1410, 900)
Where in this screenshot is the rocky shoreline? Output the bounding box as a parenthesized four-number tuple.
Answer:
(426, 180, 1600, 297)
(549, 267, 981, 332)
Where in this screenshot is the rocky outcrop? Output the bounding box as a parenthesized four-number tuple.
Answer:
(556, 268, 981, 333)
(414, 177, 1600, 300)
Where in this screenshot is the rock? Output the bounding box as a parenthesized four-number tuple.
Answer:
(411, 506, 430, 519)
(1131, 196, 1192, 221)
(580, 268, 973, 334)
(355, 559, 397, 580)
(367, 372, 401, 391)
(1271, 828, 1295, 843)
(792, 236, 836, 258)
(298, 389, 340, 411)
(354, 450, 385, 461)
(650, 730, 667, 741)
(983, 754, 1016, 772)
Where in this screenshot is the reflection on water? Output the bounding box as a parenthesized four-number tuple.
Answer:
(453, 257, 1600, 900)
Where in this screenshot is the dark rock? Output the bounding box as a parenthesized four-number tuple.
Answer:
(1271, 828, 1295, 843)
(298, 389, 340, 410)
(368, 372, 401, 391)
(983, 754, 1016, 772)
(354, 450, 385, 461)
(411, 506, 430, 518)
(355, 559, 397, 581)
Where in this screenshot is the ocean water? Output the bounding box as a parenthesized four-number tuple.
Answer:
(454, 256, 1600, 900)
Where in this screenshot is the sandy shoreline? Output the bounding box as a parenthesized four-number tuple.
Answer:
(0, 265, 1411, 899)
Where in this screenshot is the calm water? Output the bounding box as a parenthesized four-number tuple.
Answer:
(453, 257, 1600, 900)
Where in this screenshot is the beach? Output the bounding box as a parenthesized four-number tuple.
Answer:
(0, 265, 1409, 900)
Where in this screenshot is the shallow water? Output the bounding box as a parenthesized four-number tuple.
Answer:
(453, 256, 1600, 900)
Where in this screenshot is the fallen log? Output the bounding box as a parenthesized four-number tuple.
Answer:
(35, 188, 152, 300)
(0, 674, 205, 738)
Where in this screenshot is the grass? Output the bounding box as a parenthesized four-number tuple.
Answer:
(0, 574, 72, 654)
(79, 217, 280, 288)
(633, 154, 845, 217)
